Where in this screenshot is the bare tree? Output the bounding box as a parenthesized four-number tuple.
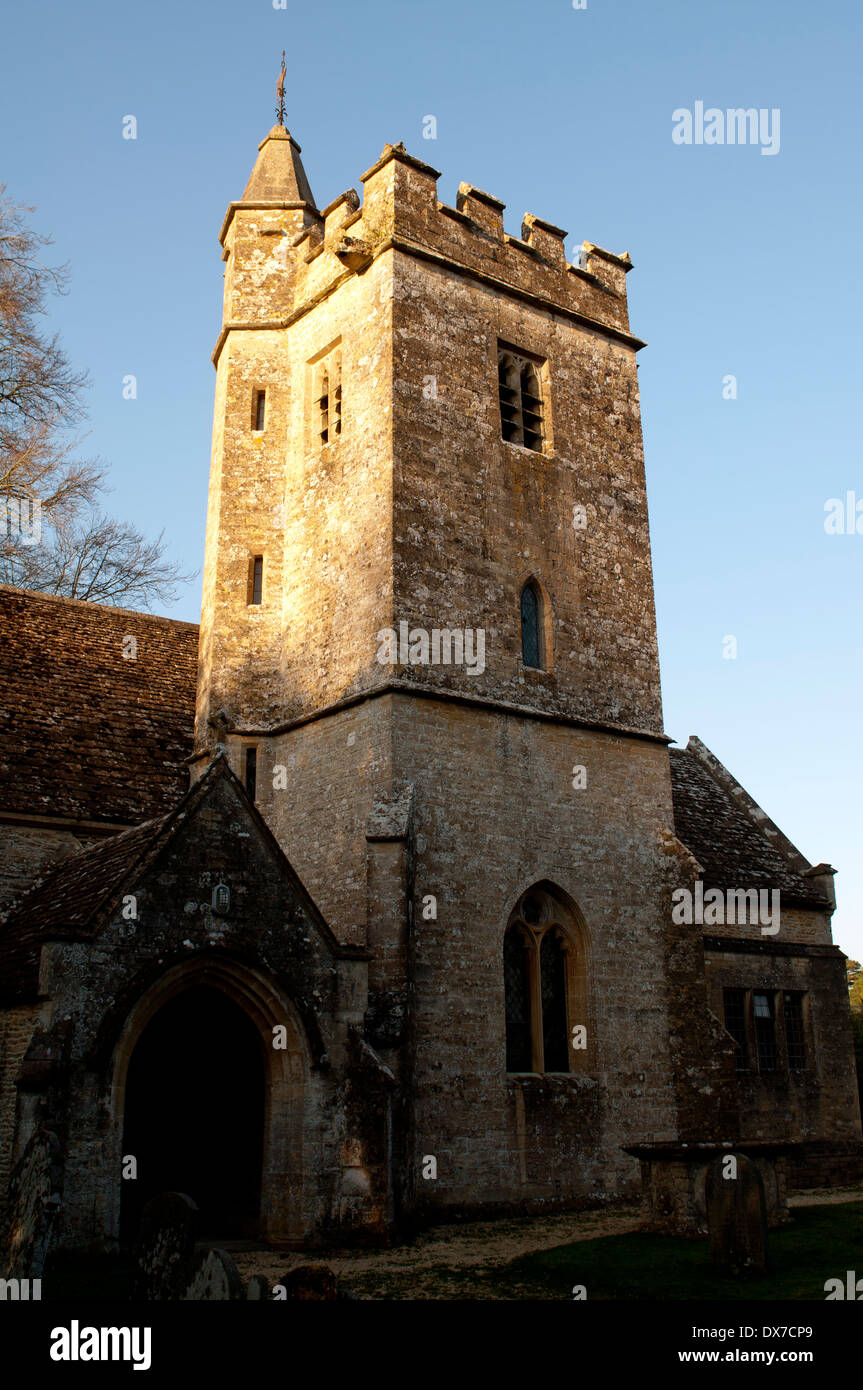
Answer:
(6, 513, 194, 606)
(0, 186, 195, 609)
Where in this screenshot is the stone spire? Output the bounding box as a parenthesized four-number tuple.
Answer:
(241, 55, 316, 208)
(242, 126, 316, 206)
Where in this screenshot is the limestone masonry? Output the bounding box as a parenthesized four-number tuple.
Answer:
(0, 118, 860, 1254)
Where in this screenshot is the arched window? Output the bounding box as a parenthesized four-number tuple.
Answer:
(521, 580, 546, 669)
(520, 576, 553, 671)
(503, 885, 590, 1074)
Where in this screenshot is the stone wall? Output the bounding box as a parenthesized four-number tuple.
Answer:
(704, 940, 862, 1145)
(0, 1002, 40, 1219)
(8, 768, 391, 1253)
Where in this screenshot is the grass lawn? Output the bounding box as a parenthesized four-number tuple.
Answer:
(493, 1201, 863, 1300)
(41, 1200, 863, 1300)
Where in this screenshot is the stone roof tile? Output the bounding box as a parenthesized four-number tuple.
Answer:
(669, 746, 828, 909)
(0, 813, 170, 1003)
(0, 586, 198, 825)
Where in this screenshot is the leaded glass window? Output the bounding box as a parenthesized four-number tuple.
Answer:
(521, 582, 542, 668)
(504, 886, 587, 1075)
(540, 932, 569, 1073)
(783, 993, 806, 1070)
(504, 928, 532, 1072)
(723, 988, 749, 1071)
(753, 992, 777, 1073)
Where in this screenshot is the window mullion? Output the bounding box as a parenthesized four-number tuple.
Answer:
(529, 932, 544, 1073)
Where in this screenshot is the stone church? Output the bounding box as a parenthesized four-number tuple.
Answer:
(0, 113, 860, 1257)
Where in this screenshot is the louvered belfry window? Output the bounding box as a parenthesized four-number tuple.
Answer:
(316, 353, 342, 444)
(498, 347, 544, 451)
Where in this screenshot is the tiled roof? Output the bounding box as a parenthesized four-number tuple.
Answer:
(0, 586, 199, 825)
(0, 758, 356, 1005)
(669, 745, 828, 909)
(0, 814, 170, 1003)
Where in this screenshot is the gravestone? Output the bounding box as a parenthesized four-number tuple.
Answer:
(132, 1191, 198, 1300)
(182, 1247, 244, 1300)
(705, 1152, 768, 1274)
(246, 1275, 270, 1300)
(2, 1128, 63, 1280)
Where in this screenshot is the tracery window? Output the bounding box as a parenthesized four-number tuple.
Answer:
(504, 886, 589, 1074)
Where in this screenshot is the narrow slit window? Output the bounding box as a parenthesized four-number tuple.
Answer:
(249, 555, 263, 605)
(244, 746, 257, 801)
(253, 389, 266, 431)
(521, 580, 544, 669)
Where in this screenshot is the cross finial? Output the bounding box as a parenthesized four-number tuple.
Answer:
(276, 51, 287, 127)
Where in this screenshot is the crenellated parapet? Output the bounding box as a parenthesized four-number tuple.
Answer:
(213, 139, 641, 365)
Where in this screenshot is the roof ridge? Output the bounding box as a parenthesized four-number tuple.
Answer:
(0, 583, 200, 631)
(682, 736, 814, 877)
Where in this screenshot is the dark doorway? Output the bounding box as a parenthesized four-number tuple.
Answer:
(121, 985, 266, 1242)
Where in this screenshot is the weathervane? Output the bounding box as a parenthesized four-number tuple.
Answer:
(276, 51, 287, 127)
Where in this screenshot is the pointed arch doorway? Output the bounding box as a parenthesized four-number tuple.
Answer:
(112, 958, 309, 1249)
(120, 984, 266, 1241)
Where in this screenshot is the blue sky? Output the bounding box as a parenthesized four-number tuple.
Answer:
(2, 0, 861, 957)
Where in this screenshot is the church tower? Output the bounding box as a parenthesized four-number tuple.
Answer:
(193, 110, 697, 1218)
(0, 94, 857, 1270)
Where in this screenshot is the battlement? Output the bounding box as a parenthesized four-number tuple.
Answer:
(214, 138, 642, 362)
(355, 142, 637, 341)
